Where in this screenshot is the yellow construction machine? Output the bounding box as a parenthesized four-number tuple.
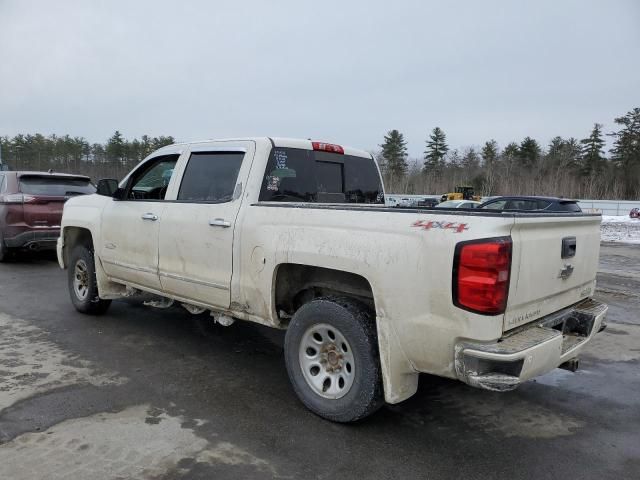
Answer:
(440, 186, 481, 202)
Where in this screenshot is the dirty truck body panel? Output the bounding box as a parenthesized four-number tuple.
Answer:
(58, 137, 606, 408)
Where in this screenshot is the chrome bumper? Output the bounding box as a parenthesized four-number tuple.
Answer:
(455, 298, 608, 392)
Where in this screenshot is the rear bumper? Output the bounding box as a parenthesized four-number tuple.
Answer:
(455, 298, 607, 391)
(3, 229, 60, 250)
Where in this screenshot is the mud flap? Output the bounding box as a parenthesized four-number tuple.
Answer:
(376, 316, 419, 404)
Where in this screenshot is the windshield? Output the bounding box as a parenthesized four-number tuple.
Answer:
(19, 176, 96, 196)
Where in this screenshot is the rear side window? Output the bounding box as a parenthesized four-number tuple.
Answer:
(506, 200, 546, 210)
(555, 202, 581, 212)
(18, 176, 96, 196)
(483, 200, 506, 210)
(258, 147, 383, 203)
(178, 152, 244, 202)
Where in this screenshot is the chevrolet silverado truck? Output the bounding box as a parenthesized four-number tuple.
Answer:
(57, 137, 607, 422)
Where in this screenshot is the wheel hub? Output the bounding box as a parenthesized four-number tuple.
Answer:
(73, 259, 90, 300)
(299, 323, 355, 399)
(321, 344, 343, 372)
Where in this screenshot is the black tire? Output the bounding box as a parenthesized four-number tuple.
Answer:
(68, 244, 112, 315)
(0, 242, 7, 263)
(284, 296, 383, 422)
(0, 232, 10, 262)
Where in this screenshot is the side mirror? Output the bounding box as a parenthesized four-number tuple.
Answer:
(96, 178, 119, 197)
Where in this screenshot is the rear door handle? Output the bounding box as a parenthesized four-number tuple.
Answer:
(209, 218, 231, 228)
(141, 213, 158, 221)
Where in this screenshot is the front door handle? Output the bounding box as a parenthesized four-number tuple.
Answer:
(209, 218, 231, 228)
(141, 213, 158, 221)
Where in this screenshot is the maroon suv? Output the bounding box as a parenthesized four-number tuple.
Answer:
(0, 171, 96, 261)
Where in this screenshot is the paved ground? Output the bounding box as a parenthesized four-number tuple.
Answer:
(0, 243, 638, 479)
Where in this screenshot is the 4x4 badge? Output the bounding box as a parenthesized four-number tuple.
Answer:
(412, 220, 469, 233)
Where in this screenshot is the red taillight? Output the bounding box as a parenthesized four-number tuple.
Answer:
(453, 237, 512, 315)
(312, 141, 344, 154)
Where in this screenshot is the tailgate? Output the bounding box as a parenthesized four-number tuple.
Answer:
(22, 197, 65, 227)
(504, 214, 602, 331)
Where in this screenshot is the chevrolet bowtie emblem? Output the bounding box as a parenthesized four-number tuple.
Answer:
(558, 264, 574, 280)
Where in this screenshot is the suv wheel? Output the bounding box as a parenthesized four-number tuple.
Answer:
(68, 244, 112, 315)
(0, 234, 9, 262)
(284, 297, 383, 422)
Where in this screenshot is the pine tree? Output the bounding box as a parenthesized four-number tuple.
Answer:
(503, 142, 519, 159)
(461, 147, 480, 170)
(106, 131, 125, 163)
(580, 124, 606, 176)
(481, 140, 498, 167)
(423, 127, 449, 171)
(517, 137, 541, 169)
(609, 108, 640, 197)
(379, 129, 408, 177)
(546, 137, 581, 172)
(481, 140, 499, 195)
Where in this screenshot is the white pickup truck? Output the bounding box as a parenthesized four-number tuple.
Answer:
(57, 137, 607, 422)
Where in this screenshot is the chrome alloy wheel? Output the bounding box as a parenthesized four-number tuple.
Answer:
(73, 259, 89, 300)
(299, 323, 355, 399)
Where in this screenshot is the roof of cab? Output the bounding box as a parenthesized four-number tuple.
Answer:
(161, 137, 373, 159)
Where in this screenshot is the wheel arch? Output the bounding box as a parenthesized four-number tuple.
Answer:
(273, 263, 376, 320)
(273, 263, 419, 404)
(60, 226, 94, 269)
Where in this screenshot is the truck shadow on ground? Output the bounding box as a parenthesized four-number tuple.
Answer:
(104, 299, 617, 442)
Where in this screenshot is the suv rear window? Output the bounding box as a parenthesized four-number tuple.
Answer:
(258, 147, 383, 203)
(19, 176, 96, 196)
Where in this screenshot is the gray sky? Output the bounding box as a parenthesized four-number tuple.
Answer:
(1, 0, 639, 157)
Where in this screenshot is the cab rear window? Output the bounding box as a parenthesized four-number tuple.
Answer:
(258, 147, 383, 204)
(19, 176, 96, 196)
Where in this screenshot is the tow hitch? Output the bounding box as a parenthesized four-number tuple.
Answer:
(559, 358, 580, 372)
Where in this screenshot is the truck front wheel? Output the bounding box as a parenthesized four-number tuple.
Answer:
(68, 244, 112, 315)
(284, 297, 383, 422)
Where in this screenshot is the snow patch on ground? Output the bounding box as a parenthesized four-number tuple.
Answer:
(602, 215, 640, 224)
(600, 216, 640, 244)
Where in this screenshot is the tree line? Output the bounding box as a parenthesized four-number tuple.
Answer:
(0, 131, 174, 180)
(1, 107, 638, 200)
(378, 107, 640, 200)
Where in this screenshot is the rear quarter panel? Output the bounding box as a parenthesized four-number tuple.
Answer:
(235, 205, 516, 378)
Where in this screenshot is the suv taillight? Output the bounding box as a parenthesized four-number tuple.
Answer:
(4, 193, 27, 204)
(453, 237, 512, 315)
(2, 194, 38, 204)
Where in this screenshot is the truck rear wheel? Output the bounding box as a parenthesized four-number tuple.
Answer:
(284, 297, 383, 422)
(68, 244, 112, 315)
